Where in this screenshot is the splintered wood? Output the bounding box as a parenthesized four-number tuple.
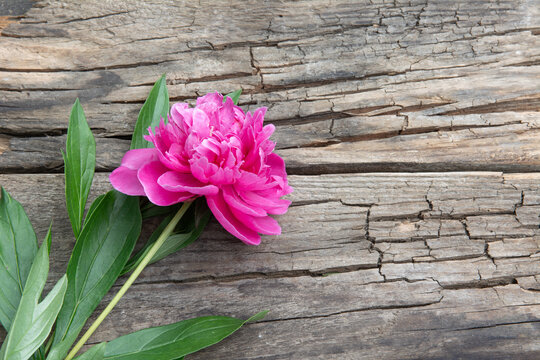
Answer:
(0, 0, 539, 358)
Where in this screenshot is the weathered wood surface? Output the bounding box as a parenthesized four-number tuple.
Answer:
(0, 172, 540, 358)
(1, 0, 540, 359)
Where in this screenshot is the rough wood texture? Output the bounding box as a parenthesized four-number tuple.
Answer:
(1, 0, 539, 359)
(1, 172, 539, 358)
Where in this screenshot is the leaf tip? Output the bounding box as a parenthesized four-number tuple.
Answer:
(246, 310, 269, 323)
(71, 98, 83, 114)
(45, 222, 53, 254)
(224, 89, 242, 105)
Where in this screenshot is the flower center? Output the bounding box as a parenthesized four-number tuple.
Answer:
(189, 130, 244, 185)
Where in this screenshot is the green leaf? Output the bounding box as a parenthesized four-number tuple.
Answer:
(130, 75, 169, 150)
(45, 223, 53, 255)
(121, 200, 210, 276)
(64, 99, 96, 238)
(82, 194, 106, 227)
(140, 203, 178, 220)
(30, 349, 45, 360)
(47, 191, 142, 360)
(224, 89, 241, 105)
(74, 343, 106, 360)
(0, 238, 68, 360)
(246, 310, 269, 322)
(0, 188, 38, 331)
(100, 311, 267, 360)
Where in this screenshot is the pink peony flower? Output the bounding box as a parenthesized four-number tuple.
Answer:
(110, 92, 293, 245)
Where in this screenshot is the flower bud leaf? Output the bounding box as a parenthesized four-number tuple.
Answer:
(224, 89, 241, 105)
(131, 75, 169, 150)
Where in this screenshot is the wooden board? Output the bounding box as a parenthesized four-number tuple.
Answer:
(0, 0, 539, 359)
(0, 172, 539, 358)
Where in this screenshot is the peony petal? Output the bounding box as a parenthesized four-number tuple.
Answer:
(110, 167, 146, 196)
(170, 103, 189, 127)
(209, 167, 236, 185)
(158, 171, 219, 195)
(196, 92, 223, 107)
(237, 171, 267, 189)
(191, 108, 211, 137)
(197, 138, 221, 158)
(260, 124, 275, 141)
(252, 107, 267, 132)
(240, 190, 291, 215)
(138, 161, 194, 206)
(217, 96, 241, 133)
(190, 156, 213, 183)
(161, 143, 190, 172)
(120, 148, 159, 170)
(207, 193, 260, 245)
(178, 107, 194, 129)
(222, 185, 267, 217)
(110, 148, 159, 196)
(230, 206, 281, 235)
(266, 153, 293, 195)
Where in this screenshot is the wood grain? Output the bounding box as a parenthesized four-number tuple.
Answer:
(1, 112, 540, 173)
(0, 172, 538, 358)
(0, 0, 539, 358)
(0, 0, 539, 174)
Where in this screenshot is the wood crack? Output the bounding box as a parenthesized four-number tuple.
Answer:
(55, 11, 132, 25)
(255, 297, 445, 324)
(450, 319, 540, 332)
(114, 265, 381, 287)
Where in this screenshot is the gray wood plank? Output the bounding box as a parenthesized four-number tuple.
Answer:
(0, 0, 539, 173)
(1, 0, 540, 358)
(1, 112, 540, 173)
(0, 172, 538, 358)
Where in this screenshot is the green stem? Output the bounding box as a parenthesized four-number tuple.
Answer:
(64, 201, 192, 360)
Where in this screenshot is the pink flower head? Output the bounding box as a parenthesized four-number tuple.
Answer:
(110, 92, 293, 245)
